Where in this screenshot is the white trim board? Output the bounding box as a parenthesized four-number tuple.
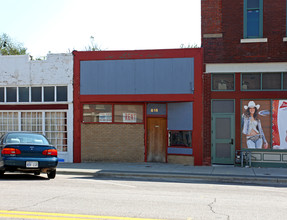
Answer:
(206, 62, 287, 73)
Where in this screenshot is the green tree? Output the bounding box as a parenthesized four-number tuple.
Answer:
(0, 33, 27, 55)
(85, 36, 101, 51)
(180, 43, 200, 48)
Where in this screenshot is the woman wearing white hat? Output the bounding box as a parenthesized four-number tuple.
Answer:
(242, 101, 268, 149)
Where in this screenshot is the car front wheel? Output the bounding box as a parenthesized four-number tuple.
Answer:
(47, 170, 56, 179)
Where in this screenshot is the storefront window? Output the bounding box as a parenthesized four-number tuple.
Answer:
(0, 88, 4, 102)
(31, 87, 42, 102)
(262, 73, 281, 90)
(283, 73, 287, 90)
(6, 87, 17, 102)
(168, 131, 192, 147)
(44, 86, 55, 102)
(212, 74, 234, 91)
(242, 73, 261, 90)
(242, 73, 286, 90)
(83, 104, 112, 123)
(19, 87, 29, 102)
(0, 111, 67, 152)
(56, 86, 67, 101)
(45, 112, 68, 152)
(114, 105, 143, 123)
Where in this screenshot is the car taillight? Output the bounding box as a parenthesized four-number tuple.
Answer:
(42, 149, 57, 156)
(1, 148, 21, 155)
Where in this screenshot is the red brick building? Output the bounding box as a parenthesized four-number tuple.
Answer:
(202, 0, 287, 167)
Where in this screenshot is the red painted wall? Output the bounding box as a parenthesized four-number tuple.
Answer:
(73, 49, 204, 165)
(202, 0, 287, 63)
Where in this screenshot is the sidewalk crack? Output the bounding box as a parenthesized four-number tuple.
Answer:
(208, 198, 230, 220)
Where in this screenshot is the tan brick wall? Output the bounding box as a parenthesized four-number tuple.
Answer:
(167, 155, 194, 165)
(81, 123, 145, 162)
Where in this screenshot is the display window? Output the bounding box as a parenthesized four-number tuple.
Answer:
(82, 104, 112, 123)
(114, 105, 143, 123)
(211, 74, 235, 91)
(168, 131, 192, 148)
(242, 73, 287, 91)
(82, 104, 144, 124)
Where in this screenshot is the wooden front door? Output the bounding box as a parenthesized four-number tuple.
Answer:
(147, 118, 167, 162)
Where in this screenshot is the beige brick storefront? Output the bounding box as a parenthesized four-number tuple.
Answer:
(81, 124, 145, 162)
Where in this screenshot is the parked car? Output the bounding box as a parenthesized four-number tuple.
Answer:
(0, 132, 58, 179)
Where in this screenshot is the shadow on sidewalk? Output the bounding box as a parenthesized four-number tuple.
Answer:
(66, 172, 287, 188)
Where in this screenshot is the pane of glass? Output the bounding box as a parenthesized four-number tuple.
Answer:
(168, 131, 192, 147)
(212, 74, 234, 90)
(262, 73, 281, 90)
(21, 112, 42, 132)
(0, 88, 4, 102)
(247, 0, 259, 8)
(247, 10, 259, 37)
(216, 143, 231, 159)
(242, 73, 261, 90)
(283, 73, 287, 89)
(212, 100, 234, 113)
(83, 104, 112, 122)
(44, 87, 55, 102)
(19, 87, 29, 102)
(0, 112, 19, 134)
(31, 87, 42, 102)
(56, 86, 67, 101)
(6, 87, 17, 102)
(114, 105, 143, 123)
(216, 118, 231, 139)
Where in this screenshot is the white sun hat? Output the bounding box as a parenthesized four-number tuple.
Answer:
(244, 101, 260, 110)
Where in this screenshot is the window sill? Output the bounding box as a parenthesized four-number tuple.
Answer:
(240, 38, 268, 43)
(283, 37, 287, 42)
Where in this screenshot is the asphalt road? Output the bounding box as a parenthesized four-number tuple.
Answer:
(0, 173, 287, 220)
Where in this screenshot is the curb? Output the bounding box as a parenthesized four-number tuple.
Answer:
(57, 169, 287, 185)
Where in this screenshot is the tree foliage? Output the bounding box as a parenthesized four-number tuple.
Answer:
(180, 43, 200, 48)
(0, 33, 27, 55)
(85, 36, 101, 51)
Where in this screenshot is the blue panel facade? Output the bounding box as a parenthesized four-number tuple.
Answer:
(80, 58, 194, 95)
(167, 147, 193, 155)
(167, 102, 193, 130)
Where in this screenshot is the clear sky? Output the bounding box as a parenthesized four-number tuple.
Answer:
(0, 0, 201, 58)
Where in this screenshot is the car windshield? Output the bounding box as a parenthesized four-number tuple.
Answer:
(6, 133, 50, 145)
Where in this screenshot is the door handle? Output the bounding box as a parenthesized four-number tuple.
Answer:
(229, 139, 234, 145)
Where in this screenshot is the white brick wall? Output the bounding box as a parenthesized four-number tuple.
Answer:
(0, 53, 73, 86)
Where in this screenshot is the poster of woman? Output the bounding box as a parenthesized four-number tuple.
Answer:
(272, 100, 287, 149)
(241, 100, 270, 149)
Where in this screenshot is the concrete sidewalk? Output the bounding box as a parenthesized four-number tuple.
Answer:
(57, 162, 287, 185)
